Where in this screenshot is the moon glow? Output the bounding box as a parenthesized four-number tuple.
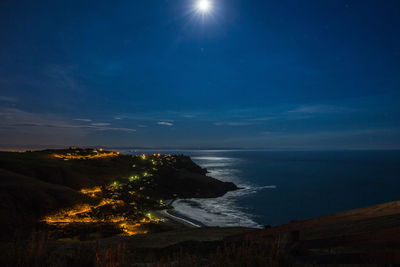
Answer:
(196, 0, 212, 13)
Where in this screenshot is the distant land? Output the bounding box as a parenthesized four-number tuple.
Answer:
(2, 144, 400, 152)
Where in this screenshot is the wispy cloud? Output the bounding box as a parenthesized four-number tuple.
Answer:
(248, 116, 278, 121)
(214, 122, 259, 126)
(9, 122, 137, 132)
(287, 105, 351, 114)
(115, 110, 201, 123)
(73, 118, 92, 122)
(157, 121, 174, 126)
(182, 114, 195, 118)
(89, 126, 136, 132)
(114, 113, 175, 122)
(0, 108, 136, 133)
(0, 96, 18, 102)
(113, 104, 354, 131)
(91, 123, 110, 126)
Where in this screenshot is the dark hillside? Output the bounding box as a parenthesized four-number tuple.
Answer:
(0, 168, 91, 240)
(0, 149, 238, 239)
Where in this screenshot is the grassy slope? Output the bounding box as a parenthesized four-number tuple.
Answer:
(0, 151, 135, 189)
(0, 150, 237, 238)
(0, 151, 133, 233)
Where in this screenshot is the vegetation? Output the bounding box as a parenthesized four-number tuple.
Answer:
(0, 148, 237, 240)
(1, 231, 286, 267)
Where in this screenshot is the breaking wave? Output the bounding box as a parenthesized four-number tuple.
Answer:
(173, 154, 275, 228)
(172, 184, 275, 228)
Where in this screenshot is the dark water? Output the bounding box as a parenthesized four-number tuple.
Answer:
(127, 150, 400, 227)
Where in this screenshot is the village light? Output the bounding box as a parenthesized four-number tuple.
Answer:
(129, 175, 140, 182)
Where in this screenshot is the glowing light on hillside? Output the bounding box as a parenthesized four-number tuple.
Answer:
(42, 186, 160, 236)
(53, 151, 119, 160)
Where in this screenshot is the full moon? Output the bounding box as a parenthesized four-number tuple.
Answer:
(197, 0, 212, 13)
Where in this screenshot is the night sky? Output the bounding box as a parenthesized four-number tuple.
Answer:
(0, 0, 399, 149)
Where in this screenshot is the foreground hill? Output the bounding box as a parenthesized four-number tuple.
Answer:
(2, 198, 399, 266)
(0, 148, 238, 239)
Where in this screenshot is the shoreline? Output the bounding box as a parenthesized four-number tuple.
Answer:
(154, 209, 205, 228)
(166, 209, 206, 227)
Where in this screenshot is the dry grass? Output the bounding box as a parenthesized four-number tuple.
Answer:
(1, 229, 286, 267)
(93, 235, 286, 267)
(2, 231, 49, 267)
(96, 243, 127, 267)
(153, 236, 286, 267)
(1, 230, 98, 267)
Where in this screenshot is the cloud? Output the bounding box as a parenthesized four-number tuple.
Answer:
(182, 114, 195, 118)
(9, 122, 136, 132)
(0, 108, 136, 133)
(248, 117, 278, 121)
(89, 126, 136, 132)
(91, 123, 110, 126)
(214, 122, 259, 126)
(73, 118, 92, 122)
(114, 113, 176, 122)
(287, 105, 350, 114)
(0, 96, 18, 102)
(157, 121, 174, 126)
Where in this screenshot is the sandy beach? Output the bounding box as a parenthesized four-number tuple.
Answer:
(153, 209, 205, 228)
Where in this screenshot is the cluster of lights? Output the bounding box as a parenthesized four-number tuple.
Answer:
(43, 185, 161, 236)
(43, 151, 180, 237)
(80, 186, 102, 197)
(53, 151, 119, 160)
(129, 175, 140, 182)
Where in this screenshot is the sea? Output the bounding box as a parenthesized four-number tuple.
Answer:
(124, 150, 400, 228)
